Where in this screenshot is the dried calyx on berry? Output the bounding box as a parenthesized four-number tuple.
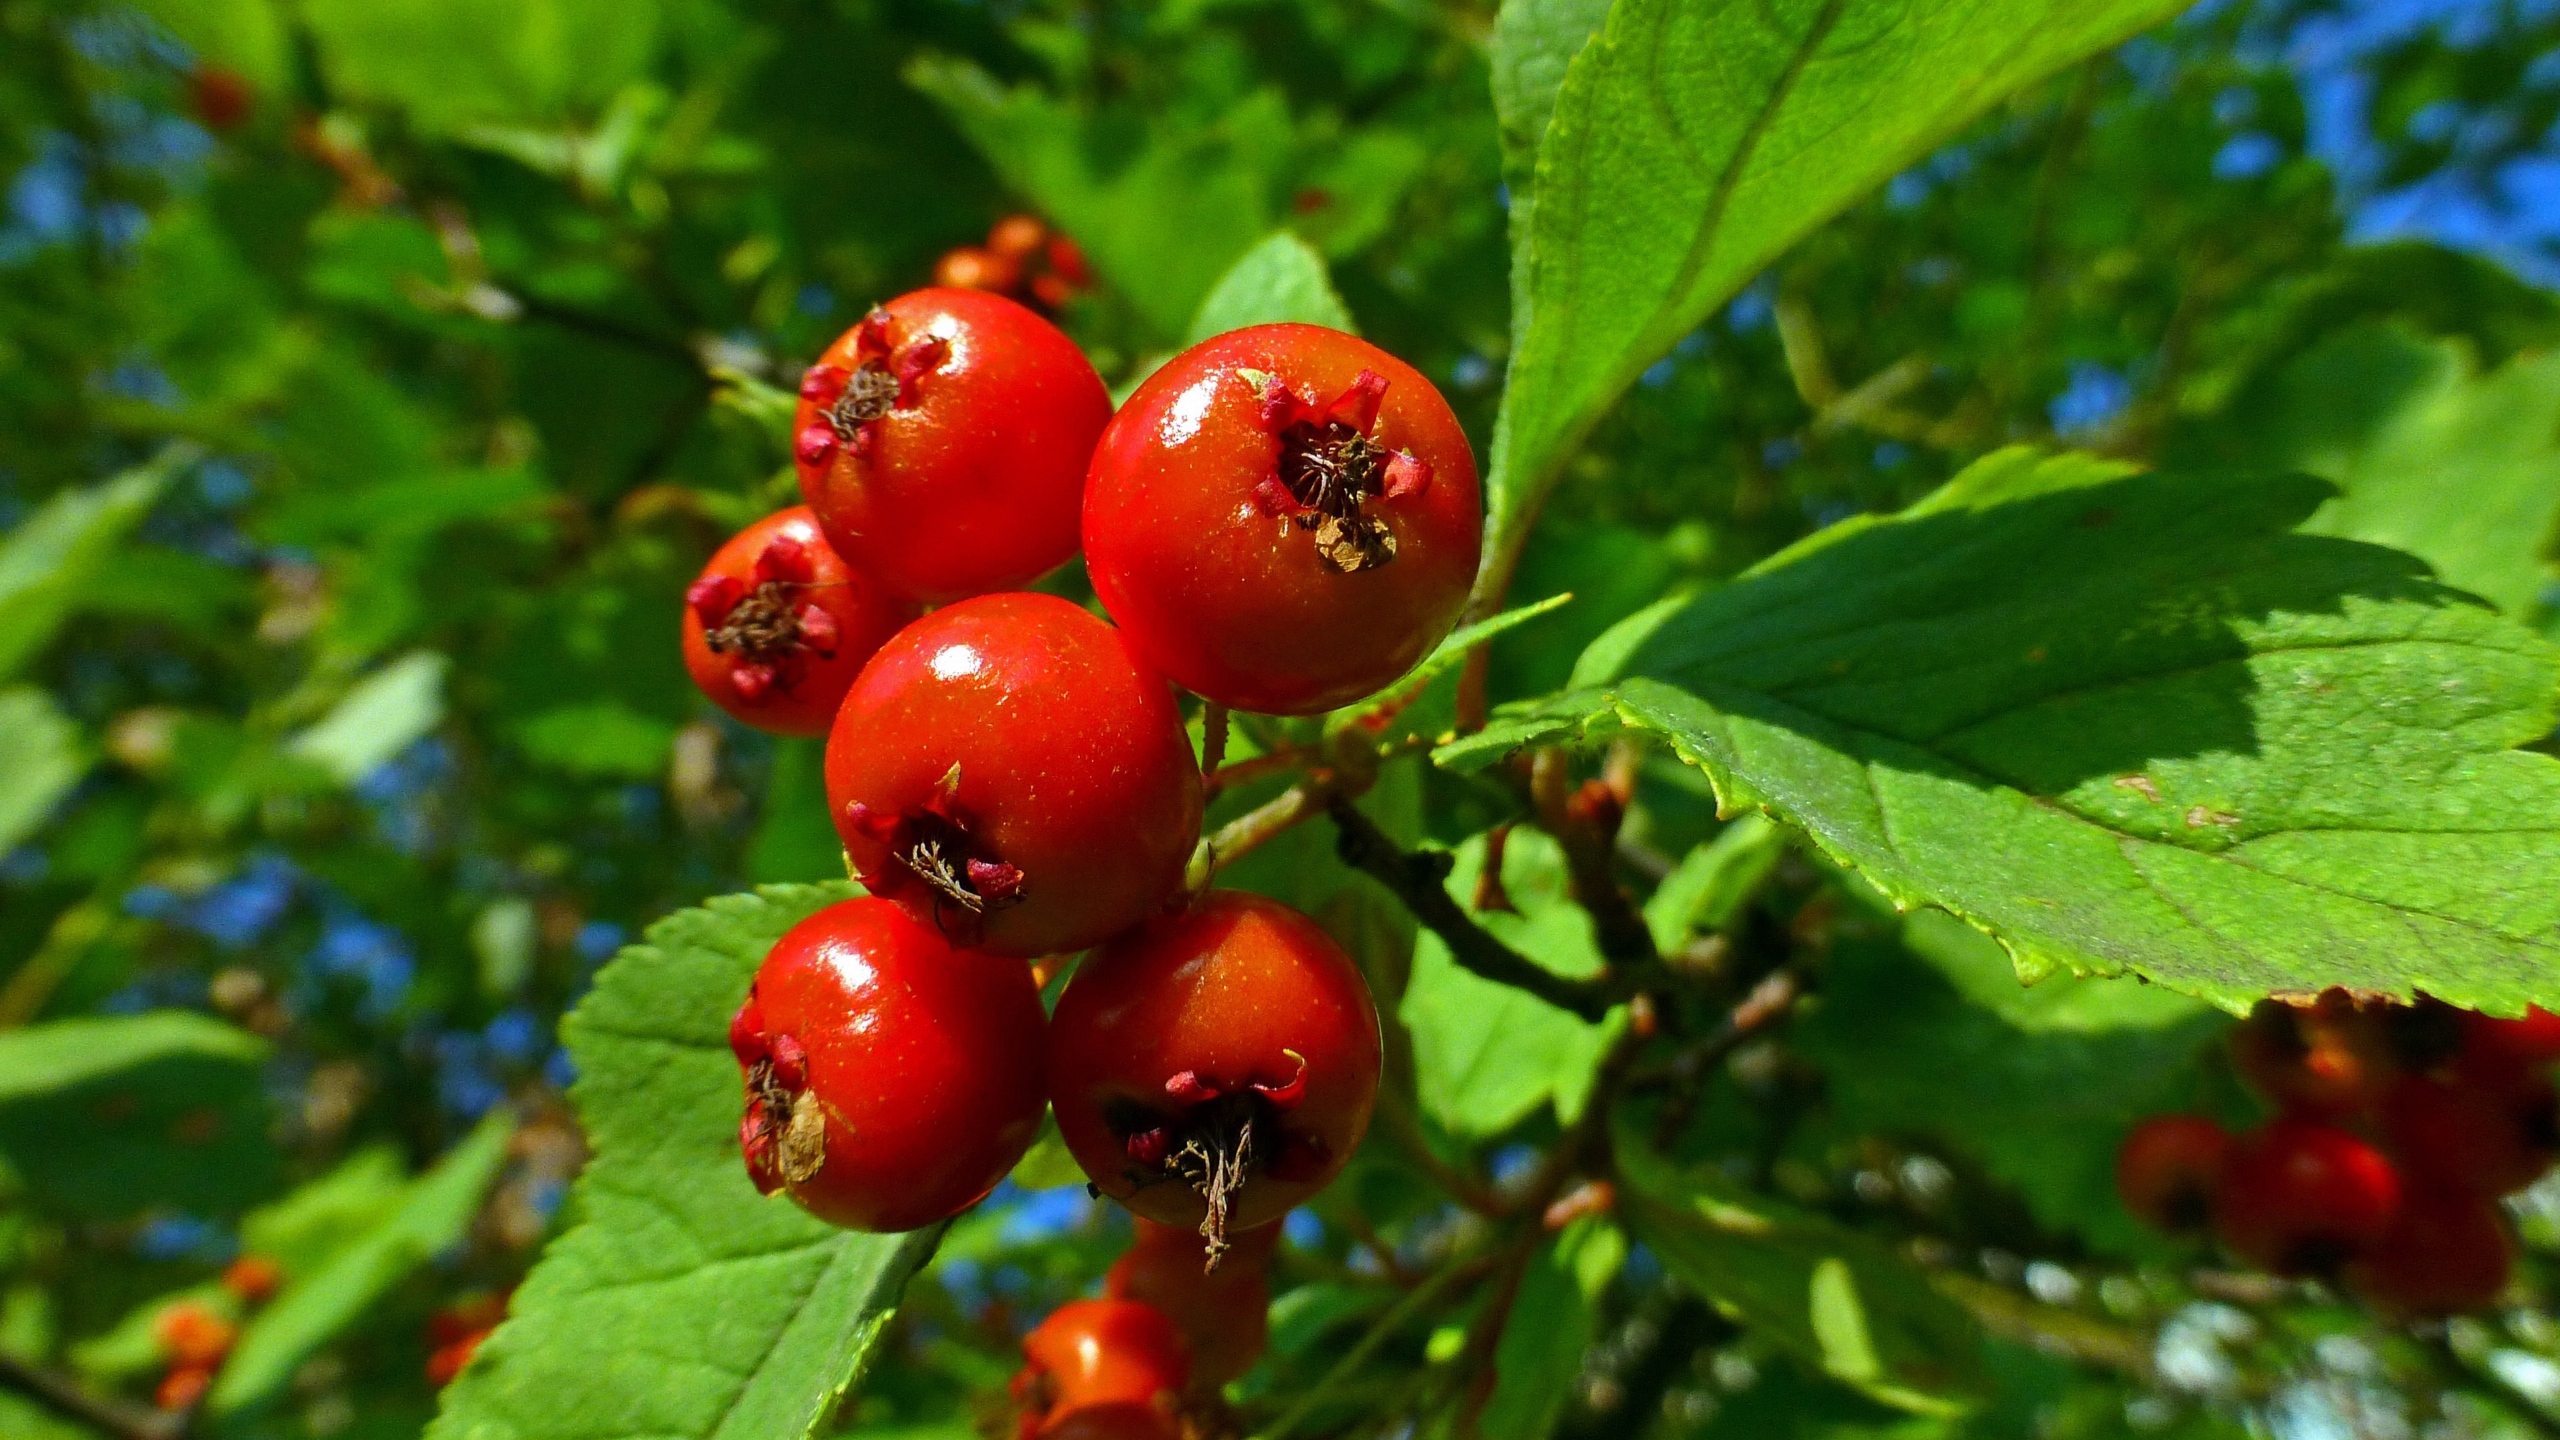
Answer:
(685, 531, 843, 704)
(795, 308, 951, 470)
(1111, 1049, 1322, 1268)
(841, 763, 1026, 934)
(730, 993, 827, 1196)
(1246, 367, 1434, 574)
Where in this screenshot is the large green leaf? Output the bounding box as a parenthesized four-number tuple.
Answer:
(287, 651, 450, 784)
(0, 455, 178, 683)
(1482, 0, 2192, 578)
(212, 1113, 516, 1413)
(1186, 232, 1356, 345)
(2188, 323, 2560, 624)
(1399, 829, 1621, 1139)
(1481, 1217, 1625, 1440)
(1443, 449, 2560, 1013)
(0, 688, 86, 856)
(300, 0, 660, 132)
(0, 1012, 275, 1216)
(129, 0, 292, 89)
(427, 883, 944, 1440)
(1617, 1131, 1984, 1414)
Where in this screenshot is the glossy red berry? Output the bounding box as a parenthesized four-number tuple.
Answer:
(2214, 1118, 2401, 1276)
(2380, 1070, 2558, 1197)
(2115, 1115, 2232, 1235)
(2228, 991, 2391, 1118)
(731, 898, 1046, 1230)
(825, 593, 1203, 959)
(1012, 1298, 1189, 1440)
(1084, 324, 1483, 715)
(1049, 891, 1382, 1252)
(2344, 1188, 2515, 1317)
(682, 507, 918, 736)
(1107, 1217, 1278, 1391)
(794, 289, 1110, 603)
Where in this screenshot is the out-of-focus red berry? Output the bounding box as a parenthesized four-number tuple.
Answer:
(935, 245, 1024, 294)
(157, 1364, 215, 1412)
(2115, 1115, 2232, 1235)
(2344, 1188, 2515, 1317)
(2381, 1070, 2558, 1197)
(1106, 1218, 1279, 1391)
(2214, 1118, 2401, 1277)
(154, 1301, 237, 1368)
(2228, 991, 2392, 1118)
(221, 1254, 283, 1305)
(988, 215, 1049, 261)
(187, 67, 253, 131)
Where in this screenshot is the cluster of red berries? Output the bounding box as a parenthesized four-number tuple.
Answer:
(688, 282, 1470, 1282)
(148, 1255, 279, 1411)
(2118, 993, 2560, 1316)
(1010, 1219, 1278, 1439)
(934, 214, 1094, 314)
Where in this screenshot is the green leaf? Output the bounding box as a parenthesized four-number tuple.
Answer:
(1400, 828, 1621, 1139)
(747, 739, 847, 885)
(1448, 449, 2560, 1014)
(1326, 592, 1574, 739)
(1793, 910, 2226, 1254)
(1642, 812, 1785, 954)
(0, 687, 87, 856)
(906, 58, 1285, 338)
(428, 883, 944, 1440)
(299, 0, 661, 132)
(239, 1147, 414, 1280)
(1186, 232, 1357, 345)
(1483, 0, 2190, 573)
(0, 453, 180, 683)
(212, 1112, 516, 1413)
(2206, 323, 2560, 622)
(1617, 1132, 1984, 1414)
(0, 1012, 276, 1216)
(1481, 1217, 1625, 1440)
(513, 700, 676, 779)
(1489, 0, 1613, 189)
(287, 651, 449, 783)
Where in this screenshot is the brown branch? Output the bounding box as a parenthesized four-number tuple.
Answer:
(1528, 750, 1660, 971)
(0, 1352, 179, 1440)
(1327, 796, 1628, 1021)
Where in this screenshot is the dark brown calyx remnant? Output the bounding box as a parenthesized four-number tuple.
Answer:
(1115, 1050, 1311, 1268)
(842, 767, 1026, 936)
(686, 534, 840, 704)
(1249, 368, 1434, 574)
(739, 1031, 826, 1195)
(794, 307, 952, 468)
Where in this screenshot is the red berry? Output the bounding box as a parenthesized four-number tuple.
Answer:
(221, 1254, 283, 1304)
(2228, 991, 2391, 1118)
(2468, 1005, 2560, 1066)
(795, 289, 1110, 604)
(681, 507, 918, 737)
(153, 1301, 236, 1368)
(1044, 235, 1091, 289)
(2380, 1070, 2558, 1197)
(1049, 891, 1381, 1251)
(157, 1365, 214, 1412)
(2115, 1115, 2232, 1235)
(2214, 1118, 2402, 1276)
(1084, 324, 1483, 715)
(426, 1332, 487, 1386)
(825, 593, 1202, 959)
(1107, 1217, 1278, 1391)
(1012, 1298, 1189, 1440)
(988, 215, 1049, 262)
(935, 245, 1024, 295)
(187, 66, 252, 131)
(732, 898, 1047, 1230)
(2344, 1187, 2515, 1317)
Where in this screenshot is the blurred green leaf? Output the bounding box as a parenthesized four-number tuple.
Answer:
(130, 0, 291, 90)
(1618, 1132, 1985, 1414)
(1642, 812, 1785, 953)
(1447, 449, 2560, 1015)
(513, 700, 676, 779)
(427, 883, 942, 1440)
(300, 0, 662, 133)
(213, 1111, 516, 1413)
(0, 687, 87, 856)
(0, 454, 179, 683)
(1481, 1217, 1625, 1440)
(288, 651, 449, 784)
(1484, 0, 2190, 576)
(1400, 828, 1621, 1139)
(0, 1012, 275, 1217)
(1187, 232, 1357, 344)
(239, 1146, 414, 1280)
(746, 739, 847, 885)
(1489, 0, 1613, 189)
